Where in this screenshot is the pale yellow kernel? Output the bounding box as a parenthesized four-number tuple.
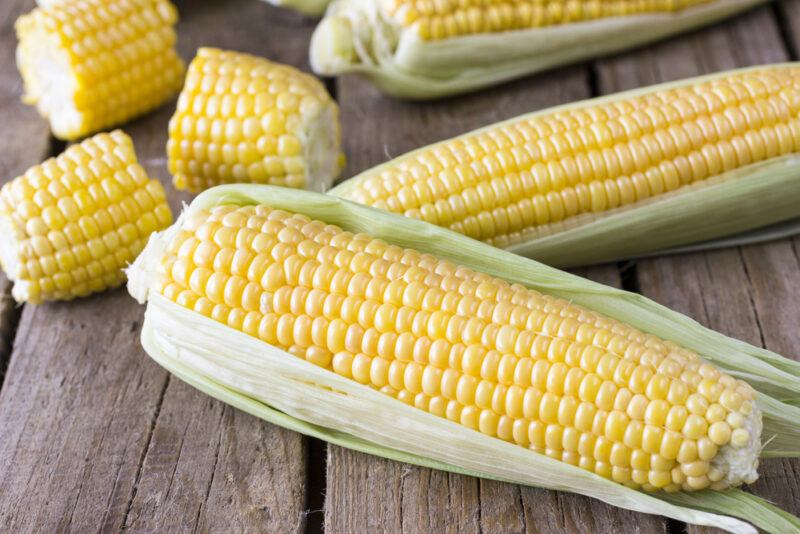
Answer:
(730, 428, 751, 448)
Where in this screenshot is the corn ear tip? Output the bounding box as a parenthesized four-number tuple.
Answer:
(310, 15, 356, 75)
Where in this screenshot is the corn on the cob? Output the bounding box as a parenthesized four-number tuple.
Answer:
(0, 130, 173, 303)
(16, 0, 186, 141)
(167, 48, 343, 194)
(310, 0, 766, 99)
(148, 203, 762, 493)
(129, 185, 800, 533)
(330, 65, 800, 266)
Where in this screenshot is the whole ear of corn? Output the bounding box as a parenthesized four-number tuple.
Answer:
(0, 130, 173, 303)
(167, 48, 343, 194)
(16, 0, 186, 141)
(310, 0, 767, 99)
(330, 64, 800, 267)
(128, 184, 800, 533)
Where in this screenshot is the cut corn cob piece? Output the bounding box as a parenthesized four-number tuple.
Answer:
(16, 0, 186, 141)
(168, 48, 343, 194)
(0, 130, 173, 304)
(330, 64, 800, 267)
(129, 184, 800, 533)
(310, 0, 767, 99)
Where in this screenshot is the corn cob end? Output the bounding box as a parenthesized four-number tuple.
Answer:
(15, 17, 80, 140)
(15, 0, 185, 141)
(310, 16, 357, 76)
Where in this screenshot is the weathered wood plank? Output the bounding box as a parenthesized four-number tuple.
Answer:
(595, 6, 800, 532)
(0, 293, 169, 533)
(0, 0, 51, 377)
(0, 1, 312, 532)
(326, 70, 667, 533)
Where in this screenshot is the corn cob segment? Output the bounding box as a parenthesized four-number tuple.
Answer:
(0, 131, 173, 303)
(143, 198, 761, 493)
(15, 0, 186, 141)
(330, 65, 800, 264)
(168, 48, 343, 194)
(310, 0, 766, 99)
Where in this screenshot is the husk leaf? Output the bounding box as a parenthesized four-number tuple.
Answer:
(138, 295, 797, 533)
(310, 0, 767, 99)
(264, 0, 329, 17)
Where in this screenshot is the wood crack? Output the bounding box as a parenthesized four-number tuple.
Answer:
(191, 411, 224, 534)
(771, 0, 799, 60)
(0, 292, 22, 391)
(121, 374, 171, 529)
(736, 248, 768, 350)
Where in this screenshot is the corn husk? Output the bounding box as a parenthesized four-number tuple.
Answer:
(329, 64, 800, 267)
(128, 184, 800, 533)
(262, 0, 329, 16)
(310, 0, 767, 99)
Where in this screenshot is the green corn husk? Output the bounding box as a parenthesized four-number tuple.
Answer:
(329, 64, 800, 268)
(310, 0, 766, 99)
(261, 0, 329, 17)
(129, 184, 800, 533)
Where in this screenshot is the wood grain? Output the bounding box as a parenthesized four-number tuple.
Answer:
(0, 1, 313, 532)
(326, 68, 667, 533)
(595, 6, 800, 532)
(0, 291, 169, 532)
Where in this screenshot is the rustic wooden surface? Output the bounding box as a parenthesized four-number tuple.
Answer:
(0, 0, 798, 533)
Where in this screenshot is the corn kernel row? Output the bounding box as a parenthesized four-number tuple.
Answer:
(383, 0, 713, 40)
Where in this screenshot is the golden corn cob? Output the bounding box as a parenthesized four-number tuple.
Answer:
(0, 130, 173, 303)
(16, 0, 186, 141)
(332, 65, 800, 250)
(167, 48, 343, 194)
(151, 201, 760, 493)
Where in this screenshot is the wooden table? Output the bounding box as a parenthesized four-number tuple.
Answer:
(1, 0, 799, 532)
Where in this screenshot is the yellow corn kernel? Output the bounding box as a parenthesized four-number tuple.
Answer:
(0, 131, 172, 303)
(338, 66, 800, 247)
(168, 48, 343, 194)
(16, 0, 185, 140)
(154, 202, 762, 493)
